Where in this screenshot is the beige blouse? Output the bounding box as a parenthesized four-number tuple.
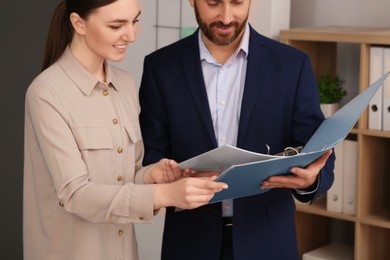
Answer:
(23, 47, 156, 260)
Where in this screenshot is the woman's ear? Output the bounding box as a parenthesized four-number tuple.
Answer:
(69, 12, 86, 35)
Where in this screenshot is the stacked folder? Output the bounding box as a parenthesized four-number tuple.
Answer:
(369, 46, 390, 131)
(326, 139, 358, 215)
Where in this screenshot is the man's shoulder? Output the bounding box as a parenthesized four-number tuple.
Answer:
(249, 27, 307, 58)
(146, 33, 197, 59)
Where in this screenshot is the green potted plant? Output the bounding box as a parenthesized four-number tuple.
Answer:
(317, 72, 347, 117)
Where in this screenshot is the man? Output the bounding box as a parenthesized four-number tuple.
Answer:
(139, 0, 334, 259)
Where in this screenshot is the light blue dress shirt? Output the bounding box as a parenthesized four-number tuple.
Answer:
(198, 23, 250, 217)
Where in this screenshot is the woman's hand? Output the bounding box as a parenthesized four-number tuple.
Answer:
(144, 159, 184, 184)
(154, 176, 228, 210)
(145, 159, 221, 184)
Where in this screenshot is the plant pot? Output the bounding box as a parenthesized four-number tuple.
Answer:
(320, 103, 340, 118)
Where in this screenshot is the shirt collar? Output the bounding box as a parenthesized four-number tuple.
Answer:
(58, 46, 118, 96)
(199, 23, 250, 63)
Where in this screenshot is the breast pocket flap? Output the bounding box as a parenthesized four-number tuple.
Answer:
(73, 127, 113, 150)
(124, 121, 142, 144)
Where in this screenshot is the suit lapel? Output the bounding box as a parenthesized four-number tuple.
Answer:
(180, 33, 218, 147)
(237, 28, 269, 147)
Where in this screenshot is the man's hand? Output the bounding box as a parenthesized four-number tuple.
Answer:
(260, 150, 332, 190)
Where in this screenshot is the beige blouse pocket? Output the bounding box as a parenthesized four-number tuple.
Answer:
(72, 127, 113, 150)
(124, 121, 142, 144)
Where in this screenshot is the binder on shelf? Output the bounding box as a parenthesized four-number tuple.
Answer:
(368, 47, 384, 130)
(178, 72, 389, 204)
(326, 142, 344, 212)
(383, 48, 390, 131)
(342, 139, 358, 215)
(302, 243, 353, 260)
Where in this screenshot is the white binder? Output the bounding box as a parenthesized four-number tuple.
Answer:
(326, 142, 344, 212)
(383, 48, 390, 131)
(368, 47, 384, 130)
(303, 243, 353, 260)
(342, 140, 358, 215)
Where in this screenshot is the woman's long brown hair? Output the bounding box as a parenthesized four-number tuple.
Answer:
(41, 0, 117, 71)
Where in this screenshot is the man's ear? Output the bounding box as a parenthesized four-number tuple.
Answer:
(69, 12, 86, 35)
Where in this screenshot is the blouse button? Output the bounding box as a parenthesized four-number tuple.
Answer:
(117, 147, 123, 153)
(102, 90, 109, 96)
(118, 229, 123, 236)
(113, 118, 119, 125)
(117, 176, 123, 182)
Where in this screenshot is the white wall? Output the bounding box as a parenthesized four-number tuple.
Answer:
(249, 0, 291, 40)
(116, 0, 197, 85)
(291, 0, 390, 28)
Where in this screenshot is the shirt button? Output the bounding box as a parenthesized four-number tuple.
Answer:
(220, 136, 226, 142)
(118, 229, 123, 236)
(102, 90, 109, 96)
(59, 201, 64, 207)
(220, 100, 226, 105)
(113, 118, 119, 125)
(117, 147, 123, 153)
(117, 176, 123, 182)
(139, 216, 144, 221)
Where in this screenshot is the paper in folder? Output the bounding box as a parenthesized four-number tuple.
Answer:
(178, 72, 390, 204)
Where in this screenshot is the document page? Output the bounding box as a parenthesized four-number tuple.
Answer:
(178, 145, 279, 172)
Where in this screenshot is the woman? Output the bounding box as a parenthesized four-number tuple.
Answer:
(23, 0, 227, 259)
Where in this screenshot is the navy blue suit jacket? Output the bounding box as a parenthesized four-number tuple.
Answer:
(139, 26, 335, 260)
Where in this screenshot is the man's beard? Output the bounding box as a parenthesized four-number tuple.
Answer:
(194, 3, 248, 46)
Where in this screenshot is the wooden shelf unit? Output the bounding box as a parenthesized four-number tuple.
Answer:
(280, 26, 390, 260)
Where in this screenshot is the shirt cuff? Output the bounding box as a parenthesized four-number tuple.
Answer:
(295, 174, 321, 195)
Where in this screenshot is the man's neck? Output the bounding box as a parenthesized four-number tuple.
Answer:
(201, 32, 244, 65)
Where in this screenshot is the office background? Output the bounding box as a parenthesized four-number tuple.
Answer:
(1, 0, 390, 259)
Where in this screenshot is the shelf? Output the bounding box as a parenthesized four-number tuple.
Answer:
(350, 128, 359, 135)
(280, 26, 390, 45)
(359, 136, 390, 226)
(295, 208, 355, 257)
(360, 210, 390, 229)
(282, 26, 390, 260)
(360, 129, 390, 138)
(356, 224, 390, 259)
(296, 199, 356, 223)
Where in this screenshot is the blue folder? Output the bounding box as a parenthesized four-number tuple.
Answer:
(179, 72, 389, 204)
